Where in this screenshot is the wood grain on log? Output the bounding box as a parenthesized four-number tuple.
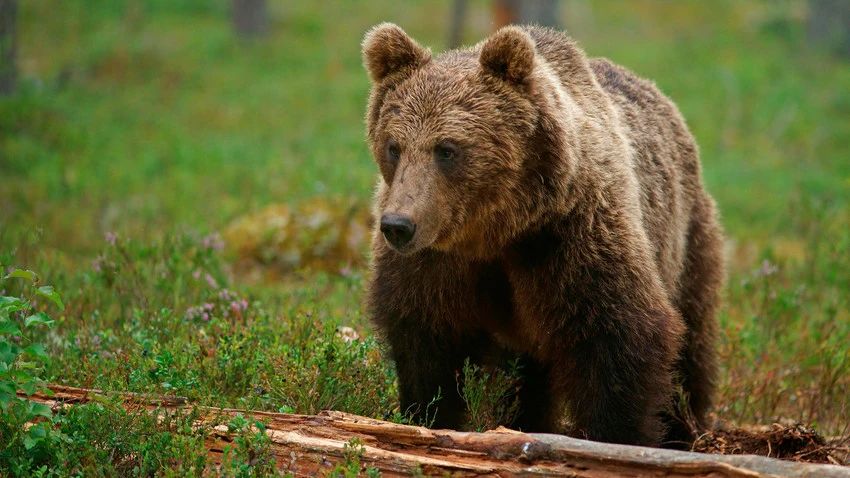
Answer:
(20, 385, 850, 477)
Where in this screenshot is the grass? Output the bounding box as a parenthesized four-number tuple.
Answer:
(1, 0, 849, 475)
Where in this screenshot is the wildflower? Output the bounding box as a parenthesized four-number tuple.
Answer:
(205, 273, 219, 289)
(187, 303, 216, 321)
(755, 259, 778, 278)
(201, 233, 225, 252)
(336, 326, 360, 343)
(185, 305, 202, 321)
(230, 299, 248, 313)
(92, 256, 105, 272)
(105, 232, 117, 246)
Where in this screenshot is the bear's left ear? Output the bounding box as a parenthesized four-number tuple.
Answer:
(362, 23, 431, 84)
(479, 26, 536, 85)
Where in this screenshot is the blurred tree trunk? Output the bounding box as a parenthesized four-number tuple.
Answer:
(0, 0, 16, 95)
(494, 0, 561, 30)
(448, 0, 468, 49)
(808, 0, 850, 58)
(232, 0, 268, 39)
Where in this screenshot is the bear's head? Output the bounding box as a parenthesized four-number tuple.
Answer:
(363, 23, 575, 259)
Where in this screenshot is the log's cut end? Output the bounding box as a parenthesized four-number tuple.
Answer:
(20, 385, 850, 477)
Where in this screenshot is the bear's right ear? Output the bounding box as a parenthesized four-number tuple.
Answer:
(479, 26, 536, 85)
(362, 23, 431, 84)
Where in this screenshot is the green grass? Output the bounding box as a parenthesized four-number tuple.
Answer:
(1, 0, 849, 475)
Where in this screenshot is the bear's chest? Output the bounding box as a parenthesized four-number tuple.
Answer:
(478, 231, 581, 357)
(471, 261, 514, 332)
(472, 260, 557, 355)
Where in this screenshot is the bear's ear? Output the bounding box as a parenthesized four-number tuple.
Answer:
(479, 26, 536, 84)
(362, 23, 431, 83)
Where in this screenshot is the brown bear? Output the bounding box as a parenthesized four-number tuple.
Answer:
(362, 23, 725, 447)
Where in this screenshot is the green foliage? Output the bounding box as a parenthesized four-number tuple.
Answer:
(261, 331, 397, 417)
(0, 268, 60, 473)
(460, 359, 522, 432)
(218, 414, 280, 478)
(328, 439, 381, 478)
(17, 399, 210, 477)
(718, 200, 850, 428)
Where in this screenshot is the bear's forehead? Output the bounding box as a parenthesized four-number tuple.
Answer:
(387, 55, 492, 111)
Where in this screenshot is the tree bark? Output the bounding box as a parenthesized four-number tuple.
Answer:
(232, 0, 268, 39)
(808, 0, 850, 58)
(448, 0, 468, 49)
(493, 0, 561, 30)
(0, 0, 17, 95)
(20, 385, 850, 477)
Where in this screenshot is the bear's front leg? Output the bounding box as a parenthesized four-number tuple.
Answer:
(385, 322, 488, 429)
(368, 248, 491, 429)
(559, 304, 683, 446)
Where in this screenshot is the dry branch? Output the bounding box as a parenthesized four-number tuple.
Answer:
(21, 385, 850, 477)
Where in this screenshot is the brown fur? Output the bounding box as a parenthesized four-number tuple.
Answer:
(362, 23, 725, 447)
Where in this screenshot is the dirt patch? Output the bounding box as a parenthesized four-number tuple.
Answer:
(693, 423, 850, 465)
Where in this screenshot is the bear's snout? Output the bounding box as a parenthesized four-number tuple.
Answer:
(380, 213, 416, 250)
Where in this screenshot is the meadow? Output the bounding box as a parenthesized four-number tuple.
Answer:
(1, 1, 849, 475)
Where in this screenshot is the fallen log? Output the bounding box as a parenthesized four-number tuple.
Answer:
(20, 385, 850, 477)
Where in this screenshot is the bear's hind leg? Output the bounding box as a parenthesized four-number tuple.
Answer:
(664, 196, 724, 448)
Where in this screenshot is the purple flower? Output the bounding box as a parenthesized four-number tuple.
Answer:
(187, 303, 217, 321)
(202, 233, 225, 252)
(756, 260, 778, 278)
(185, 306, 202, 320)
(105, 232, 117, 246)
(230, 299, 248, 313)
(205, 273, 219, 289)
(92, 256, 105, 272)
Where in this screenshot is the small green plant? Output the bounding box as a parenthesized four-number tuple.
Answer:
(262, 330, 396, 418)
(460, 359, 521, 432)
(328, 438, 380, 478)
(0, 268, 61, 474)
(218, 413, 280, 477)
(389, 387, 442, 428)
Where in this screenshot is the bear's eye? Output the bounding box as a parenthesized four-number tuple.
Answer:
(434, 142, 459, 164)
(386, 140, 401, 164)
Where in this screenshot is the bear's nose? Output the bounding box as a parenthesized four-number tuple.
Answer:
(380, 214, 416, 249)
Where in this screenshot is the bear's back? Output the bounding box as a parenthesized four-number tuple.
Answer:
(589, 57, 703, 293)
(524, 26, 703, 293)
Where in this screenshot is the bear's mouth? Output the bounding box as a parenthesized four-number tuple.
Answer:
(384, 230, 436, 255)
(381, 220, 443, 255)
(383, 236, 418, 255)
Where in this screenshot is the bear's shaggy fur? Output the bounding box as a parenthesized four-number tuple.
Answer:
(362, 23, 725, 447)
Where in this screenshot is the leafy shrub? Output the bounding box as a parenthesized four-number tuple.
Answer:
(262, 327, 396, 417)
(217, 413, 280, 478)
(460, 359, 521, 432)
(0, 268, 61, 475)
